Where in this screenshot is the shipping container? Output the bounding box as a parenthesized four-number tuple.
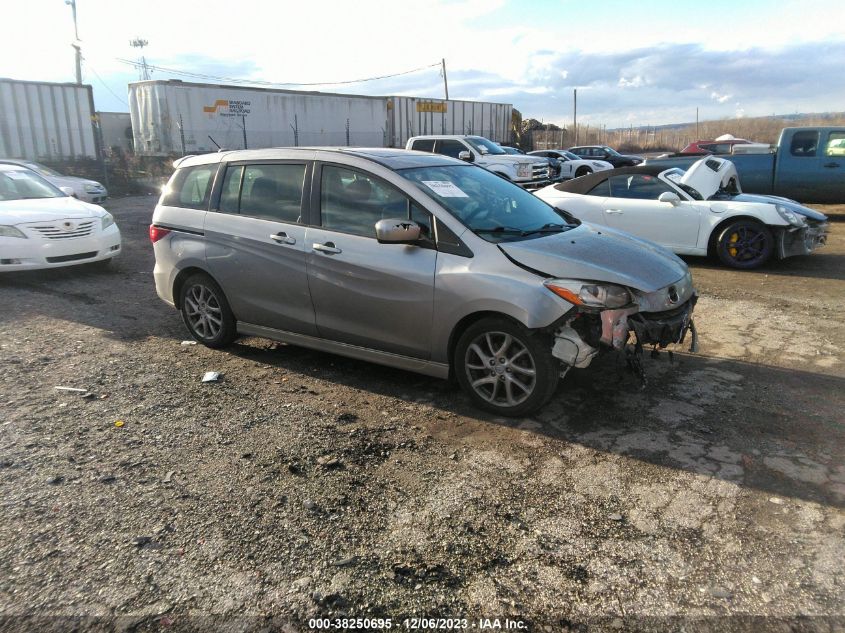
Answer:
(0, 78, 98, 160)
(387, 96, 513, 148)
(130, 80, 389, 156)
(129, 80, 514, 156)
(97, 111, 133, 154)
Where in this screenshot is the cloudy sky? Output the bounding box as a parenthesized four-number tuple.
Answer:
(2, 0, 844, 127)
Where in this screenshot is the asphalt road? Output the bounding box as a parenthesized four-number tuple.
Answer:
(1, 196, 843, 632)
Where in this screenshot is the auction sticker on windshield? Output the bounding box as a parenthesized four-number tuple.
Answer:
(422, 181, 469, 197)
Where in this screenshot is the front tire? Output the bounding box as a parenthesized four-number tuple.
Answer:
(179, 273, 237, 348)
(454, 317, 559, 416)
(574, 167, 592, 178)
(715, 220, 774, 269)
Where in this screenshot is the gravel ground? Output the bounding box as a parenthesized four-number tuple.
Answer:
(1, 196, 843, 632)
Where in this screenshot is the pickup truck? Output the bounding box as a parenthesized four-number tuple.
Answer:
(406, 135, 551, 189)
(645, 127, 845, 203)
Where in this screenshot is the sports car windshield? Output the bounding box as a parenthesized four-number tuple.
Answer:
(400, 165, 575, 243)
(0, 169, 64, 200)
(561, 151, 581, 161)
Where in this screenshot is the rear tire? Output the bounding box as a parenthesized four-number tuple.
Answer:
(715, 220, 774, 269)
(454, 317, 559, 416)
(179, 273, 237, 348)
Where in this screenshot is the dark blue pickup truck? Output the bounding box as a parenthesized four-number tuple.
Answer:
(645, 127, 845, 203)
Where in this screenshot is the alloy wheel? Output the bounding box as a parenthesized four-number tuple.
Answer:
(464, 331, 537, 407)
(183, 283, 223, 339)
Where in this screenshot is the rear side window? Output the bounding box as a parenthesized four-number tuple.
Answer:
(219, 163, 306, 223)
(162, 165, 215, 209)
(790, 131, 819, 157)
(585, 179, 611, 196)
(434, 139, 467, 159)
(411, 139, 435, 152)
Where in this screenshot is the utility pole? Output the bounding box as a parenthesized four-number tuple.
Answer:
(573, 88, 578, 145)
(130, 38, 150, 80)
(65, 0, 82, 84)
(441, 58, 449, 100)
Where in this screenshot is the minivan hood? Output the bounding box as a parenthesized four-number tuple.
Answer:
(498, 223, 688, 293)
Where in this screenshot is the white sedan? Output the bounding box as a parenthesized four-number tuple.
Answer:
(528, 149, 613, 180)
(0, 165, 121, 272)
(0, 159, 108, 203)
(535, 156, 829, 269)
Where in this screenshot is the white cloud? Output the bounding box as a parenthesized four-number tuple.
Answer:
(710, 91, 732, 103)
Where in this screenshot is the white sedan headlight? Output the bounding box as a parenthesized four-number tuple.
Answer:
(0, 225, 27, 239)
(101, 213, 115, 230)
(84, 183, 103, 193)
(775, 204, 806, 227)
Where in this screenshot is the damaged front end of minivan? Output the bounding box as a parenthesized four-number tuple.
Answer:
(543, 271, 698, 379)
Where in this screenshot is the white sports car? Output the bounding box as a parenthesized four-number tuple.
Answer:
(0, 164, 121, 272)
(535, 156, 829, 269)
(528, 149, 614, 180)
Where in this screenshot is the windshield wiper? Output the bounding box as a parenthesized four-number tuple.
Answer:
(520, 223, 571, 236)
(473, 226, 527, 235)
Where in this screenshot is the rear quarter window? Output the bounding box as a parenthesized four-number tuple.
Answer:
(162, 165, 216, 209)
(410, 139, 435, 152)
(789, 131, 819, 157)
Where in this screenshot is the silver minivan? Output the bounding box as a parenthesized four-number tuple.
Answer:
(151, 148, 697, 416)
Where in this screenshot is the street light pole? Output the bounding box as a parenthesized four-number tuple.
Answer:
(65, 0, 82, 84)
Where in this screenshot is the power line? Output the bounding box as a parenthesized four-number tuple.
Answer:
(114, 58, 441, 87)
(85, 62, 129, 107)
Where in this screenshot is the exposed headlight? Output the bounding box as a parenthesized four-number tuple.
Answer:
(544, 279, 631, 308)
(84, 183, 103, 193)
(516, 163, 532, 178)
(775, 204, 806, 227)
(591, 161, 605, 168)
(101, 213, 115, 230)
(0, 225, 27, 239)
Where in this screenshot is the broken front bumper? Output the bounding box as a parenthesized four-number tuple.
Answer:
(551, 294, 698, 370)
(779, 222, 829, 258)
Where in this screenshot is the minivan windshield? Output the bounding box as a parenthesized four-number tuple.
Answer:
(465, 137, 507, 156)
(400, 164, 575, 242)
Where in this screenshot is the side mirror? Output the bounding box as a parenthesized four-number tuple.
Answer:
(59, 186, 76, 197)
(457, 150, 474, 163)
(375, 218, 421, 244)
(658, 192, 682, 206)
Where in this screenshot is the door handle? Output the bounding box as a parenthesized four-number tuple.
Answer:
(313, 242, 342, 254)
(824, 162, 840, 168)
(270, 232, 296, 245)
(604, 209, 623, 215)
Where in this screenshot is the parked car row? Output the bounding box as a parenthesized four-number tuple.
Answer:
(0, 164, 120, 272)
(1, 136, 831, 415)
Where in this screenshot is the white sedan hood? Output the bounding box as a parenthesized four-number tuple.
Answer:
(0, 196, 106, 225)
(679, 156, 739, 199)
